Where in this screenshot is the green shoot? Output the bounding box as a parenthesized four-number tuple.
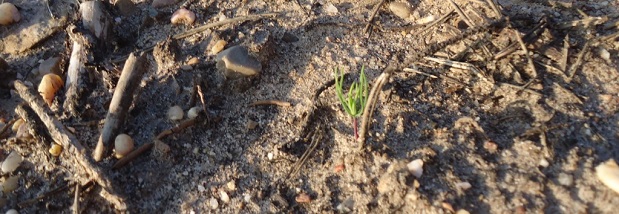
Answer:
(334, 65, 368, 139)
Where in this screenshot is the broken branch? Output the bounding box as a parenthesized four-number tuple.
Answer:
(94, 52, 147, 162)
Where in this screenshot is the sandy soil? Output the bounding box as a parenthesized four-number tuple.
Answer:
(1, 0, 619, 213)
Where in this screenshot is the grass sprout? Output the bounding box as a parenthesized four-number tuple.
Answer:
(334, 65, 368, 139)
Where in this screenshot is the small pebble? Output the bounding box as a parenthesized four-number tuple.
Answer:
(557, 172, 573, 186)
(226, 181, 236, 191)
(267, 152, 274, 160)
(456, 209, 471, 214)
(2, 151, 23, 173)
(334, 164, 345, 173)
(243, 193, 252, 202)
(49, 144, 63, 157)
(5, 209, 18, 214)
(187, 57, 200, 65)
(1, 175, 20, 193)
(167, 105, 184, 120)
(180, 65, 193, 71)
(209, 197, 219, 209)
(599, 47, 611, 63)
(389, 2, 412, 20)
(114, 134, 135, 159)
(187, 106, 201, 119)
(171, 8, 195, 25)
(539, 159, 550, 167)
(596, 159, 619, 194)
(483, 141, 498, 153)
(407, 159, 424, 178)
(246, 119, 258, 130)
(455, 181, 472, 190)
(295, 193, 311, 203)
(220, 191, 230, 203)
(197, 184, 206, 192)
(323, 3, 338, 15)
(0, 3, 21, 25)
(211, 40, 227, 55)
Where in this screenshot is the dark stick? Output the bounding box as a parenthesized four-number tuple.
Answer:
(94, 52, 147, 162)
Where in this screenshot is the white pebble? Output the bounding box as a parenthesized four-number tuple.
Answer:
(557, 173, 573, 186)
(0, 3, 21, 25)
(243, 193, 252, 202)
(2, 151, 23, 173)
(539, 159, 549, 167)
(197, 184, 206, 192)
(114, 134, 135, 159)
(455, 181, 472, 190)
(187, 106, 202, 119)
(407, 159, 424, 178)
(220, 190, 230, 203)
(596, 159, 619, 194)
(599, 48, 611, 62)
(389, 2, 412, 20)
(267, 152, 274, 160)
(209, 197, 219, 209)
(167, 105, 184, 120)
(226, 181, 236, 191)
(5, 209, 18, 214)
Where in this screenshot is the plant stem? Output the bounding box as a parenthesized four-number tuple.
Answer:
(353, 117, 358, 140)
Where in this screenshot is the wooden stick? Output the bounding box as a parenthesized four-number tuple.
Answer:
(447, 0, 475, 27)
(72, 183, 80, 214)
(15, 104, 54, 147)
(113, 116, 203, 169)
(513, 29, 538, 78)
(64, 32, 90, 116)
(94, 52, 147, 162)
(364, 0, 386, 34)
(248, 100, 292, 107)
(357, 67, 394, 147)
(13, 80, 127, 211)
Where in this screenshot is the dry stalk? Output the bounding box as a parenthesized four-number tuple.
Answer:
(94, 52, 147, 162)
(249, 100, 292, 107)
(357, 67, 394, 148)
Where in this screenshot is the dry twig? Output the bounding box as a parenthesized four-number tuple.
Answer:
(447, 0, 474, 27)
(364, 0, 386, 34)
(513, 29, 538, 78)
(357, 67, 394, 147)
(249, 100, 292, 107)
(94, 52, 147, 162)
(13, 80, 127, 211)
(113, 115, 204, 169)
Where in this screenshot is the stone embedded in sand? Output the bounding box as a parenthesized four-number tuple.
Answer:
(389, 2, 412, 20)
(0, 3, 21, 25)
(1, 175, 20, 193)
(407, 159, 424, 178)
(209, 197, 219, 209)
(455, 181, 472, 190)
(2, 151, 23, 173)
(596, 159, 619, 194)
(152, 0, 178, 8)
(171, 8, 195, 25)
(216, 46, 262, 79)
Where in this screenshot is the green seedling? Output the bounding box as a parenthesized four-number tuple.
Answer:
(334, 65, 368, 139)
